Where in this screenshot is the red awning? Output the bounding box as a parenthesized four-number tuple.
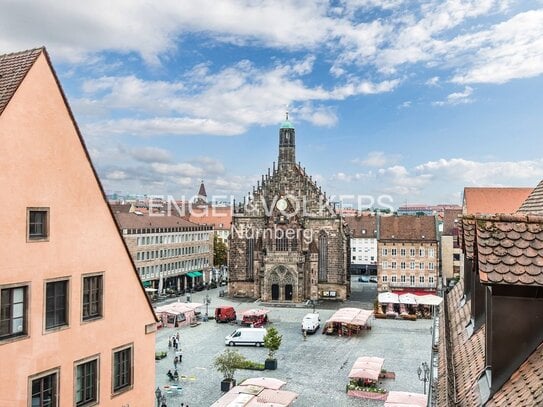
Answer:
(392, 290, 436, 296)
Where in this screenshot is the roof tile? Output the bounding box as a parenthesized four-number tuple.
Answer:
(460, 214, 543, 287)
(517, 180, 543, 215)
(464, 187, 533, 215)
(0, 48, 43, 115)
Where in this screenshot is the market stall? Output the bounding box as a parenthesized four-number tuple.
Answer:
(322, 308, 373, 336)
(155, 302, 203, 328)
(377, 292, 443, 320)
(384, 391, 427, 407)
(211, 377, 298, 407)
(346, 356, 389, 401)
(240, 309, 270, 327)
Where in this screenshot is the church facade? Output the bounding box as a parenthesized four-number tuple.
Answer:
(228, 116, 350, 302)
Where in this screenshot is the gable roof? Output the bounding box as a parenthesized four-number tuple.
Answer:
(379, 215, 437, 241)
(518, 180, 543, 215)
(1, 47, 158, 320)
(0, 47, 43, 115)
(463, 187, 533, 215)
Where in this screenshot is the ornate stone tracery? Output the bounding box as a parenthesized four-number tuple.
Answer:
(228, 116, 350, 302)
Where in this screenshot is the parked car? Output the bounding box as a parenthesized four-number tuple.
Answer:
(224, 328, 266, 347)
(215, 306, 237, 323)
(369, 276, 378, 283)
(301, 313, 320, 334)
(358, 276, 369, 282)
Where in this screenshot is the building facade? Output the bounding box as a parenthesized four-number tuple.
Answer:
(440, 208, 462, 282)
(228, 116, 350, 302)
(0, 48, 156, 406)
(113, 210, 213, 290)
(344, 214, 378, 275)
(377, 215, 438, 293)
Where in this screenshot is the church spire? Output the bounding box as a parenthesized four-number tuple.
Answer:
(194, 180, 208, 205)
(278, 112, 295, 168)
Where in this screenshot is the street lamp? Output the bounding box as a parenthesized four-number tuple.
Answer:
(155, 387, 162, 407)
(417, 361, 430, 395)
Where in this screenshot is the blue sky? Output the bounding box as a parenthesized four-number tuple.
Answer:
(2, 0, 543, 207)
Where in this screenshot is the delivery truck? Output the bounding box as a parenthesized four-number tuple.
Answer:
(224, 328, 266, 346)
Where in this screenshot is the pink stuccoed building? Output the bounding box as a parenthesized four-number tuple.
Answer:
(0, 48, 157, 406)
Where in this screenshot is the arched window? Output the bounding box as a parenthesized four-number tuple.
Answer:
(318, 231, 328, 281)
(246, 237, 254, 279)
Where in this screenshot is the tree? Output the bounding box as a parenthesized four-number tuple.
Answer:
(213, 349, 246, 382)
(263, 326, 282, 360)
(214, 234, 228, 266)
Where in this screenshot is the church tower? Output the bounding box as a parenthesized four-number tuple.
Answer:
(228, 114, 350, 303)
(278, 112, 295, 169)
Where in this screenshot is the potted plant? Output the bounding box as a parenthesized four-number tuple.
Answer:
(263, 326, 282, 370)
(214, 349, 246, 392)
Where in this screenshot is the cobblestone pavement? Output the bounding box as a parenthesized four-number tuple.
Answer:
(154, 280, 433, 407)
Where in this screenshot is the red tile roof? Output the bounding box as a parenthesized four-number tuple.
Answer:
(343, 214, 377, 238)
(486, 342, 543, 406)
(188, 206, 232, 229)
(114, 212, 204, 230)
(379, 215, 437, 241)
(470, 213, 543, 286)
(0, 48, 43, 115)
(463, 187, 533, 215)
(443, 208, 462, 236)
(518, 179, 543, 215)
(460, 216, 477, 259)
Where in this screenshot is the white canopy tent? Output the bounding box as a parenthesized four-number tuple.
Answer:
(414, 294, 443, 306)
(399, 293, 417, 305)
(348, 356, 385, 381)
(377, 292, 443, 306)
(378, 292, 399, 304)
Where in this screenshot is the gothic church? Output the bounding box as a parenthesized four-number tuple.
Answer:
(228, 115, 350, 302)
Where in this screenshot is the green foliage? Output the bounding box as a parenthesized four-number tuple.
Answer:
(263, 326, 282, 360)
(213, 234, 228, 266)
(155, 351, 167, 360)
(214, 349, 246, 381)
(234, 359, 265, 370)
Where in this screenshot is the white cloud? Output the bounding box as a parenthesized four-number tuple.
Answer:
(353, 151, 401, 167)
(129, 147, 172, 163)
(83, 117, 245, 137)
(433, 86, 473, 106)
(0, 0, 540, 88)
(105, 170, 128, 180)
(150, 162, 204, 177)
(77, 58, 399, 137)
(426, 76, 440, 86)
(415, 158, 543, 184)
(450, 10, 543, 84)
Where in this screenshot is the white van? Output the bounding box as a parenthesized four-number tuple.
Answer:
(301, 313, 320, 334)
(225, 328, 266, 346)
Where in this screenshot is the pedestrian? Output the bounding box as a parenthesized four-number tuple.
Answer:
(174, 339, 178, 351)
(174, 356, 179, 369)
(176, 331, 180, 341)
(172, 337, 177, 350)
(168, 338, 172, 349)
(302, 329, 307, 340)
